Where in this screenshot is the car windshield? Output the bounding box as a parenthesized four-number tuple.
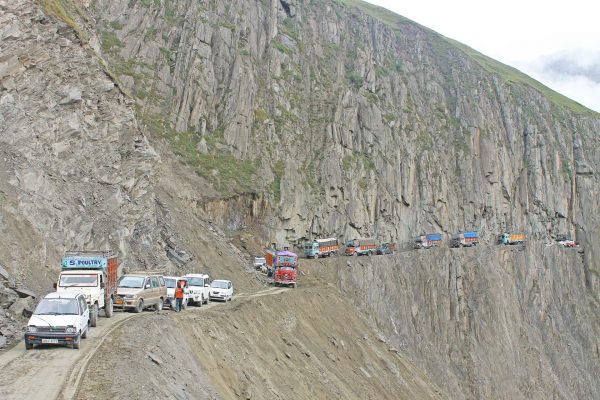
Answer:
(118, 276, 145, 288)
(187, 277, 204, 286)
(210, 281, 229, 289)
(35, 298, 79, 315)
(59, 274, 97, 287)
(165, 278, 176, 288)
(254, 258, 265, 263)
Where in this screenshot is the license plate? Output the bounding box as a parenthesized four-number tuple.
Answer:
(115, 298, 123, 304)
(41, 339, 59, 344)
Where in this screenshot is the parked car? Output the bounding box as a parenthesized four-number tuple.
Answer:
(114, 273, 167, 313)
(164, 276, 189, 310)
(209, 280, 233, 302)
(253, 257, 266, 270)
(24, 292, 90, 350)
(184, 273, 210, 306)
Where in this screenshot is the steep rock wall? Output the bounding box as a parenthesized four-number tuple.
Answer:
(310, 244, 600, 399)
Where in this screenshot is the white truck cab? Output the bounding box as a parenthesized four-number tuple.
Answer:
(184, 273, 210, 306)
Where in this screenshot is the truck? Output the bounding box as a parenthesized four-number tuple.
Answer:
(303, 238, 339, 258)
(266, 249, 298, 288)
(56, 251, 117, 327)
(499, 232, 526, 245)
(414, 233, 442, 249)
(344, 239, 377, 256)
(451, 231, 479, 248)
(376, 242, 396, 255)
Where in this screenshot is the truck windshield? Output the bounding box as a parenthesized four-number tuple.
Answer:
(165, 278, 176, 288)
(35, 298, 79, 315)
(118, 276, 145, 288)
(187, 277, 204, 286)
(59, 274, 98, 287)
(280, 266, 294, 271)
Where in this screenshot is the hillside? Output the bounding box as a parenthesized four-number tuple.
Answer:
(0, 0, 599, 399)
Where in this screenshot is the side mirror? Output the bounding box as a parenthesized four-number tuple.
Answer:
(53, 282, 57, 289)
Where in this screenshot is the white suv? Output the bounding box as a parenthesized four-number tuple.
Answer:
(24, 292, 90, 350)
(209, 280, 233, 302)
(184, 274, 210, 306)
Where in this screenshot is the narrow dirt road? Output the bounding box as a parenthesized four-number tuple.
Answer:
(0, 312, 137, 400)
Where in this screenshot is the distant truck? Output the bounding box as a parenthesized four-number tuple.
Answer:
(303, 238, 339, 258)
(376, 242, 396, 255)
(56, 251, 117, 327)
(414, 233, 442, 249)
(344, 239, 377, 256)
(451, 231, 479, 248)
(499, 233, 525, 245)
(253, 256, 266, 270)
(266, 249, 298, 288)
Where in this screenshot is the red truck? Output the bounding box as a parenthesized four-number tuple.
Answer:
(266, 250, 298, 288)
(344, 239, 377, 256)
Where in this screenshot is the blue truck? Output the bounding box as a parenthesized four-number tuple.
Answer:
(414, 233, 442, 249)
(451, 231, 479, 248)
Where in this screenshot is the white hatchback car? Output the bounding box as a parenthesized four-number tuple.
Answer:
(209, 280, 233, 302)
(24, 292, 90, 350)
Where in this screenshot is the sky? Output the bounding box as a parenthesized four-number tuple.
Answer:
(364, 0, 600, 113)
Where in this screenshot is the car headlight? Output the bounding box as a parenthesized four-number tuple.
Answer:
(26, 326, 37, 333)
(66, 326, 77, 333)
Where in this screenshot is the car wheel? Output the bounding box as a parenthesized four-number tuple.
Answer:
(105, 297, 114, 318)
(73, 334, 81, 349)
(82, 327, 88, 339)
(134, 299, 144, 313)
(90, 304, 98, 327)
(155, 298, 163, 311)
(25, 342, 33, 350)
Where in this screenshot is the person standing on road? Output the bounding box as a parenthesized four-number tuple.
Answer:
(175, 280, 185, 312)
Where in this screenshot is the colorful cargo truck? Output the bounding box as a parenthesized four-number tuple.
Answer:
(451, 231, 479, 248)
(344, 239, 377, 256)
(499, 233, 526, 245)
(56, 251, 118, 327)
(266, 250, 298, 288)
(414, 233, 442, 249)
(303, 238, 339, 258)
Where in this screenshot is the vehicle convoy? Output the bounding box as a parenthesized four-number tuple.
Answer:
(344, 239, 377, 256)
(25, 292, 90, 350)
(209, 279, 234, 301)
(303, 238, 339, 258)
(499, 232, 526, 245)
(376, 242, 396, 255)
(114, 272, 167, 313)
(266, 249, 298, 288)
(184, 273, 211, 306)
(414, 233, 442, 249)
(56, 251, 117, 327)
(164, 276, 189, 309)
(451, 231, 479, 248)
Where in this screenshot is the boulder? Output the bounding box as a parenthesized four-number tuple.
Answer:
(8, 296, 36, 318)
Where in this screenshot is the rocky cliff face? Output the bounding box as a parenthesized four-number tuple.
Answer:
(312, 244, 600, 400)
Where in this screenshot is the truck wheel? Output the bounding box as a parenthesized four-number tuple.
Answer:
(25, 342, 33, 350)
(134, 299, 144, 313)
(155, 298, 163, 311)
(104, 297, 114, 318)
(90, 304, 98, 327)
(73, 334, 81, 349)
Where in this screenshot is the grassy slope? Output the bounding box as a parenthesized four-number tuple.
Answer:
(338, 0, 598, 116)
